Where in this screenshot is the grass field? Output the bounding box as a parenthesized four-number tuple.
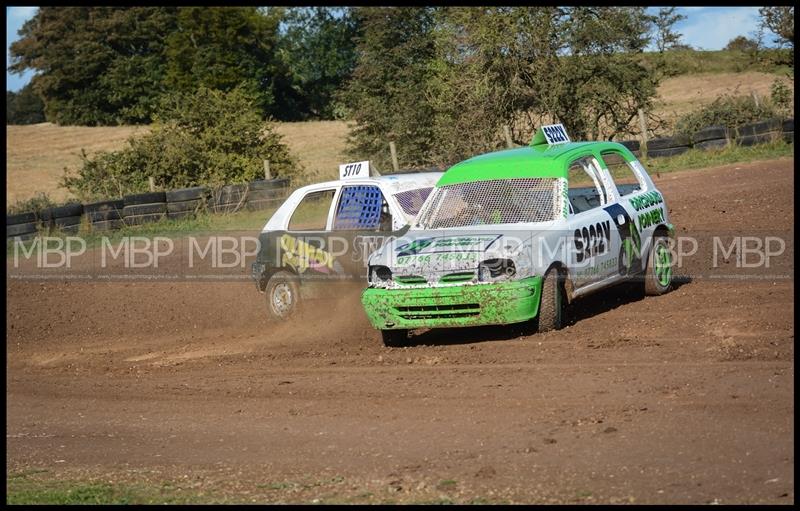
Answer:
(5, 67, 793, 205)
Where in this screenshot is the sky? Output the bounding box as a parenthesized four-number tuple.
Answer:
(6, 6, 773, 92)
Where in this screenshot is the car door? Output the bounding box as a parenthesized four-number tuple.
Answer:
(565, 154, 622, 290)
(597, 148, 663, 277)
(280, 187, 344, 290)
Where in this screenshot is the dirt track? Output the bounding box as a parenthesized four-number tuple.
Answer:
(6, 158, 795, 504)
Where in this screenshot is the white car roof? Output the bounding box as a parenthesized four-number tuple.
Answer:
(294, 171, 442, 195)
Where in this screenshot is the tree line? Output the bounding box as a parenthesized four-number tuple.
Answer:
(8, 6, 794, 172)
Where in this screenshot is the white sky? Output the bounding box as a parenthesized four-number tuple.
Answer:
(6, 6, 774, 92)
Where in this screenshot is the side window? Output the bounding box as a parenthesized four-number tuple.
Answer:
(333, 185, 391, 231)
(600, 150, 646, 197)
(567, 156, 609, 215)
(288, 189, 336, 231)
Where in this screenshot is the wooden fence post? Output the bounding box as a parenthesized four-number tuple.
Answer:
(264, 160, 271, 180)
(503, 125, 514, 148)
(638, 108, 649, 159)
(148, 177, 155, 191)
(389, 142, 399, 172)
(751, 91, 760, 108)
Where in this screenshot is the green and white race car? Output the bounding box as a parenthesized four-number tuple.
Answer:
(360, 124, 676, 346)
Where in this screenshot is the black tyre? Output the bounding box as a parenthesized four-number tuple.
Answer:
(7, 222, 38, 237)
(738, 119, 781, 137)
(7, 211, 37, 225)
(619, 140, 640, 152)
(647, 146, 689, 158)
(245, 188, 286, 201)
(248, 178, 290, 191)
(124, 191, 166, 206)
(167, 199, 203, 214)
(781, 118, 793, 133)
(123, 203, 167, 216)
(692, 126, 728, 144)
(537, 268, 565, 332)
(695, 139, 728, 151)
(644, 236, 673, 296)
(264, 271, 301, 321)
(736, 133, 775, 147)
(166, 186, 208, 202)
(40, 203, 83, 220)
(381, 329, 410, 348)
(783, 131, 794, 143)
(85, 200, 123, 222)
(648, 135, 690, 151)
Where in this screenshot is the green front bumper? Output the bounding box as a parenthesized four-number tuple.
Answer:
(361, 276, 542, 330)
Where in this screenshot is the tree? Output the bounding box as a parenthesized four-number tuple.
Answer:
(652, 7, 686, 53)
(725, 35, 759, 52)
(9, 7, 179, 125)
(62, 87, 301, 200)
(339, 7, 438, 170)
(759, 7, 793, 48)
(6, 84, 46, 124)
(278, 7, 359, 120)
(164, 7, 285, 118)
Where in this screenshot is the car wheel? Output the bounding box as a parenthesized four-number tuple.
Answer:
(381, 329, 409, 348)
(538, 268, 565, 332)
(644, 236, 673, 296)
(265, 271, 300, 321)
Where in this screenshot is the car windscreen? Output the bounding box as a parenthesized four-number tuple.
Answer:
(414, 178, 558, 229)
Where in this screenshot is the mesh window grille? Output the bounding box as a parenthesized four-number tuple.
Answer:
(393, 187, 433, 216)
(416, 178, 558, 229)
(333, 185, 384, 230)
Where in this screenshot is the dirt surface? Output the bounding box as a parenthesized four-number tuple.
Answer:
(6, 158, 794, 504)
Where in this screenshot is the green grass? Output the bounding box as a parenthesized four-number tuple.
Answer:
(6, 476, 217, 505)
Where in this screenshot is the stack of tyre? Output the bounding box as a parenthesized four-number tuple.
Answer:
(245, 178, 290, 211)
(645, 133, 691, 158)
(7, 211, 39, 240)
(123, 192, 167, 226)
(166, 186, 209, 220)
(40, 203, 84, 234)
(736, 118, 785, 146)
(208, 184, 248, 214)
(85, 199, 124, 232)
(691, 126, 729, 151)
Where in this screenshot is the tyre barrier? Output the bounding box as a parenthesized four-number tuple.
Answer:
(647, 145, 690, 158)
(124, 191, 167, 206)
(165, 186, 208, 203)
(7, 211, 40, 240)
(692, 125, 729, 145)
(694, 138, 728, 151)
(122, 202, 167, 226)
(209, 183, 249, 214)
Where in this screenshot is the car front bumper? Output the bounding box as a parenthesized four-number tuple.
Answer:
(361, 276, 542, 330)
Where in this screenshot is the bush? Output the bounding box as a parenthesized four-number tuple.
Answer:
(674, 92, 785, 138)
(6, 84, 46, 125)
(62, 86, 302, 201)
(7, 192, 55, 215)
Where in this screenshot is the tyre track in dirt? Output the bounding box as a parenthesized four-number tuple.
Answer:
(6, 158, 794, 504)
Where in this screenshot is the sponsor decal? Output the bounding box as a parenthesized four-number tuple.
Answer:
(280, 234, 335, 274)
(629, 190, 663, 212)
(638, 206, 665, 231)
(573, 220, 611, 263)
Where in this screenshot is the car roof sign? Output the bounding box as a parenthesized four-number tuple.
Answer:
(531, 123, 571, 147)
(339, 160, 371, 180)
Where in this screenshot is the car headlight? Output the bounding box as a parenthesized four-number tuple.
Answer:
(369, 265, 392, 284)
(478, 258, 516, 282)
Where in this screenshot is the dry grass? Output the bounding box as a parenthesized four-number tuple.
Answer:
(654, 71, 793, 127)
(5, 71, 793, 204)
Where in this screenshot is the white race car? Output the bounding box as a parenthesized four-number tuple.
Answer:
(251, 162, 443, 320)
